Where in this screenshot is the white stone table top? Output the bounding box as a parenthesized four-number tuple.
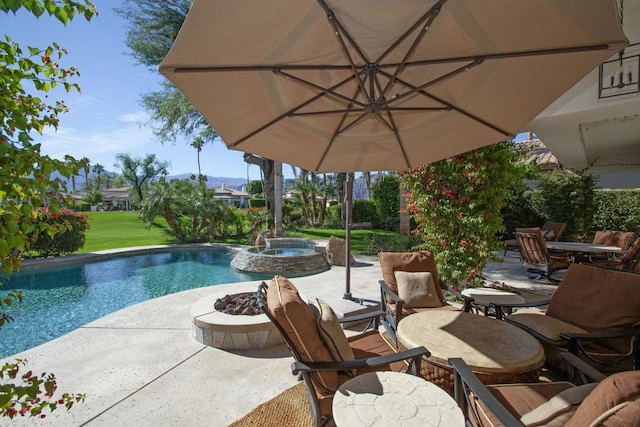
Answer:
(332, 371, 464, 426)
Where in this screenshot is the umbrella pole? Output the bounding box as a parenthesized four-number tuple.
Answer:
(344, 173, 353, 300)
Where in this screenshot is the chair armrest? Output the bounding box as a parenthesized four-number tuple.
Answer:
(379, 280, 404, 304)
(558, 352, 606, 383)
(291, 346, 430, 374)
(560, 326, 640, 342)
(449, 358, 524, 427)
(489, 299, 551, 310)
(379, 280, 405, 336)
(488, 299, 551, 320)
(338, 309, 386, 324)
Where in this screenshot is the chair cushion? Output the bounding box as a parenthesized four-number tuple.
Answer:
(506, 313, 589, 343)
(546, 263, 640, 333)
(347, 330, 408, 374)
(379, 251, 445, 305)
(592, 230, 635, 250)
(314, 299, 355, 374)
(520, 383, 597, 426)
(566, 370, 640, 426)
(394, 271, 442, 308)
(265, 276, 338, 392)
(476, 382, 574, 427)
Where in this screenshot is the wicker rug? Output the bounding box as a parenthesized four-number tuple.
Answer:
(228, 382, 312, 427)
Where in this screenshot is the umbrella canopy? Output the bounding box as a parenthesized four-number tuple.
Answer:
(159, 0, 627, 173)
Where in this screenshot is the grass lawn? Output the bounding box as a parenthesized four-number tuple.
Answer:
(79, 211, 176, 253)
(79, 212, 397, 254)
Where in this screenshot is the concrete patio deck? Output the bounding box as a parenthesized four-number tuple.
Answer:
(0, 249, 557, 426)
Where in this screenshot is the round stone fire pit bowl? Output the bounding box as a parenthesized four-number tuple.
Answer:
(190, 291, 283, 350)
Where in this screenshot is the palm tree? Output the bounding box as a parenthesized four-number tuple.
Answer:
(81, 157, 90, 190)
(92, 163, 105, 189)
(191, 137, 204, 182)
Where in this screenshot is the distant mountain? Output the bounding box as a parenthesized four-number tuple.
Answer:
(54, 170, 381, 199)
(167, 174, 249, 190)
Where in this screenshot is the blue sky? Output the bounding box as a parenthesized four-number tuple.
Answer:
(4, 3, 529, 182)
(2, 3, 274, 180)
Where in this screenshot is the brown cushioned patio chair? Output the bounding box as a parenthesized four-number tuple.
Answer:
(515, 227, 572, 281)
(378, 250, 472, 347)
(586, 230, 637, 264)
(490, 263, 640, 374)
(257, 276, 429, 427)
(591, 236, 640, 273)
(504, 222, 566, 255)
(451, 352, 640, 427)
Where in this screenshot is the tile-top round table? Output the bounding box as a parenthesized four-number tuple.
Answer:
(332, 371, 464, 426)
(397, 311, 544, 394)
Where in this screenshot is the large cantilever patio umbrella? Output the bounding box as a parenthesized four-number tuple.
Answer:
(159, 0, 627, 298)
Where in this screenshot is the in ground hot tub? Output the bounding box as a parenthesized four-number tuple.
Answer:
(230, 238, 329, 276)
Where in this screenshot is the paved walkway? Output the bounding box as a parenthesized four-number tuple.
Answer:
(0, 249, 555, 426)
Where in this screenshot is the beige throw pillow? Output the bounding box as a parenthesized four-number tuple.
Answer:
(314, 299, 355, 375)
(394, 271, 441, 308)
(520, 383, 597, 426)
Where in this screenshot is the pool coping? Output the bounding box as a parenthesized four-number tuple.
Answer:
(16, 242, 247, 269)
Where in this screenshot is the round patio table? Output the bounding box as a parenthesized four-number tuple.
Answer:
(397, 311, 544, 394)
(332, 371, 464, 426)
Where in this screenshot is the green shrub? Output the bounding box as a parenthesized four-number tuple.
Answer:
(324, 204, 342, 228)
(371, 174, 400, 231)
(365, 233, 420, 255)
(501, 181, 640, 240)
(533, 170, 597, 241)
(593, 190, 640, 233)
(352, 199, 377, 224)
(248, 198, 266, 208)
(29, 209, 91, 257)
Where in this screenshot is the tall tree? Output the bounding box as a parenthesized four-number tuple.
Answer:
(115, 153, 169, 204)
(191, 137, 202, 180)
(114, 1, 219, 153)
(92, 163, 105, 189)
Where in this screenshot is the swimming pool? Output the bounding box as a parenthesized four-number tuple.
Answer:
(0, 247, 270, 358)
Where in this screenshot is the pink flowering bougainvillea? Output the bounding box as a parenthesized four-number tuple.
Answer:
(400, 141, 526, 287)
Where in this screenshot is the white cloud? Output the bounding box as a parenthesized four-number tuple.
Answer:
(119, 111, 150, 123)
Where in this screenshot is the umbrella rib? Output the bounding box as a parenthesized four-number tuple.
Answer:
(377, 0, 447, 64)
(381, 59, 481, 107)
(230, 74, 359, 149)
(377, 1, 445, 103)
(378, 69, 511, 136)
(318, 2, 370, 101)
(385, 111, 412, 170)
(275, 69, 367, 108)
(315, 82, 366, 171)
(159, 64, 353, 73)
(316, 0, 368, 65)
(378, 43, 616, 70)
(293, 109, 365, 116)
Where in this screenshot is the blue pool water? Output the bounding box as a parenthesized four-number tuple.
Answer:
(0, 247, 270, 358)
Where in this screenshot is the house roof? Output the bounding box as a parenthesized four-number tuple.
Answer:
(518, 139, 559, 169)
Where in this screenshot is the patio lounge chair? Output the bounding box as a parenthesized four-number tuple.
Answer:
(504, 222, 566, 255)
(591, 236, 640, 273)
(515, 227, 572, 281)
(490, 263, 640, 374)
(586, 230, 637, 263)
(450, 352, 640, 427)
(378, 250, 473, 347)
(257, 276, 429, 427)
